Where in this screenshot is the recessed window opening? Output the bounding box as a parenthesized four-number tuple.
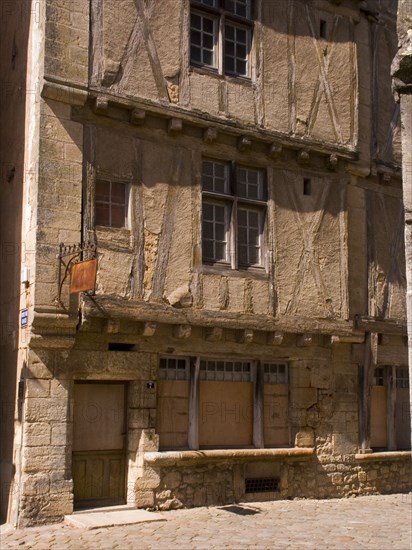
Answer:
(320, 19, 327, 39)
(108, 342, 136, 352)
(95, 179, 128, 228)
(303, 178, 311, 196)
(190, 0, 253, 77)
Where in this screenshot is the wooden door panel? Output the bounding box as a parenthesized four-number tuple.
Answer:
(73, 383, 126, 507)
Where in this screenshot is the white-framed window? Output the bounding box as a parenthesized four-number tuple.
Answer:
(202, 159, 266, 269)
(95, 180, 129, 228)
(157, 356, 289, 451)
(190, 0, 253, 77)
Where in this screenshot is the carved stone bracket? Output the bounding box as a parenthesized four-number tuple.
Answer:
(238, 329, 254, 344)
(130, 108, 146, 125)
(93, 96, 109, 115)
(168, 118, 183, 135)
(269, 143, 282, 159)
(267, 331, 284, 345)
(203, 127, 218, 144)
(297, 333, 312, 347)
(173, 324, 191, 339)
(142, 322, 157, 337)
(237, 136, 252, 152)
(298, 150, 310, 164)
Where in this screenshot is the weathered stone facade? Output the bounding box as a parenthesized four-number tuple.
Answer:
(1, 0, 411, 528)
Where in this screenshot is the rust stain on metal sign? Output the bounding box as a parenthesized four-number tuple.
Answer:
(70, 258, 97, 293)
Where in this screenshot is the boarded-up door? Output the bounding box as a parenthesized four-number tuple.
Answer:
(72, 382, 126, 508)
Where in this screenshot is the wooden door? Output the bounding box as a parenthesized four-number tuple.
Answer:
(72, 382, 126, 508)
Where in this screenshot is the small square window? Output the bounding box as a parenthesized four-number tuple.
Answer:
(95, 180, 128, 228)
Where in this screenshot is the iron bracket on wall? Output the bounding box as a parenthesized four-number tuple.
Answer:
(56, 242, 97, 308)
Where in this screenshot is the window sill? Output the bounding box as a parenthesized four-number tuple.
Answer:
(189, 65, 253, 85)
(197, 264, 268, 279)
(355, 451, 411, 461)
(144, 447, 314, 467)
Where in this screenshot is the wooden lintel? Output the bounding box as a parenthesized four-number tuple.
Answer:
(93, 96, 109, 115)
(353, 316, 406, 335)
(203, 127, 218, 144)
(238, 136, 252, 152)
(268, 331, 284, 345)
(168, 117, 183, 135)
(130, 108, 146, 125)
(142, 322, 157, 337)
(297, 333, 312, 347)
(205, 327, 223, 342)
(173, 324, 191, 339)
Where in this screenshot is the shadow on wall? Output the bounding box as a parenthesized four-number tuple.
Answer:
(0, 0, 32, 524)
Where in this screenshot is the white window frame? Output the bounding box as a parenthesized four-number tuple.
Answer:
(94, 179, 130, 229)
(201, 159, 267, 270)
(190, 0, 253, 78)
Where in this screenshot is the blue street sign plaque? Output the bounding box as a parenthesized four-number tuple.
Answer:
(20, 308, 29, 328)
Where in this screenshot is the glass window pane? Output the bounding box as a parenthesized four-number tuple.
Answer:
(215, 205, 225, 222)
(249, 211, 259, 226)
(203, 18, 214, 34)
(203, 221, 214, 238)
(203, 50, 213, 65)
(203, 34, 214, 49)
(248, 246, 258, 264)
(225, 25, 234, 40)
(236, 59, 247, 75)
(225, 55, 235, 73)
(191, 46, 201, 63)
(203, 161, 213, 176)
(95, 204, 110, 226)
(111, 182, 126, 203)
(191, 30, 201, 46)
(95, 180, 110, 201)
(238, 244, 247, 264)
(111, 205, 125, 228)
(215, 222, 226, 241)
(203, 240, 214, 259)
(237, 209, 246, 225)
(191, 14, 201, 29)
(215, 242, 226, 261)
(226, 41, 234, 56)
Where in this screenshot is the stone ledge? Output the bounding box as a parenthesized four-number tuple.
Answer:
(354, 451, 411, 462)
(144, 448, 315, 467)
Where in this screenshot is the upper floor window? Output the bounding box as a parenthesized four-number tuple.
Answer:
(94, 180, 128, 228)
(202, 159, 266, 269)
(190, 0, 253, 77)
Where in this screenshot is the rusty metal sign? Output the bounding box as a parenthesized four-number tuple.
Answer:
(70, 258, 97, 294)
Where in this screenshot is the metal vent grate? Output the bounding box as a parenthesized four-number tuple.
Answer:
(245, 478, 279, 493)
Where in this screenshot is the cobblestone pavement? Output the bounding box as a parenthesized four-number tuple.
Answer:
(1, 494, 411, 550)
